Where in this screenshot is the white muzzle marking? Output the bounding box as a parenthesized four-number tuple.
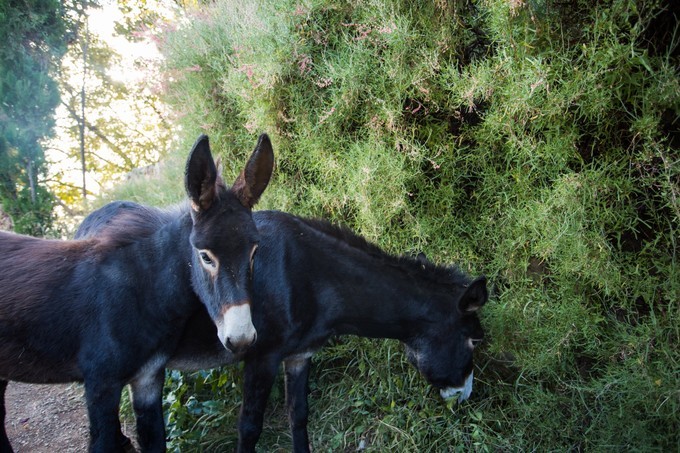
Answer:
(440, 371, 474, 403)
(216, 304, 256, 350)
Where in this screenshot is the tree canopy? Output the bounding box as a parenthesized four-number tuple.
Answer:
(1, 0, 175, 228)
(48, 0, 174, 208)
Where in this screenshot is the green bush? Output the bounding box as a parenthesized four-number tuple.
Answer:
(143, 0, 679, 450)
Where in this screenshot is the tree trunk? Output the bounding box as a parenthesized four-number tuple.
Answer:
(79, 9, 89, 201)
(26, 159, 36, 204)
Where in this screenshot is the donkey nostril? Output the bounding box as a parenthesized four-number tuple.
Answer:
(225, 338, 237, 353)
(250, 332, 257, 346)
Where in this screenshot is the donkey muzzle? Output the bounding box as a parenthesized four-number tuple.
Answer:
(440, 371, 474, 403)
(216, 303, 257, 354)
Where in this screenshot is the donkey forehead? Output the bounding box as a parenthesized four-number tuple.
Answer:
(191, 203, 257, 244)
(425, 312, 484, 343)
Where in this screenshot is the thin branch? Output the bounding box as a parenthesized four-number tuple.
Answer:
(53, 197, 78, 217)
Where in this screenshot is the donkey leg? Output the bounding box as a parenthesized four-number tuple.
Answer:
(114, 417, 136, 453)
(83, 379, 125, 453)
(237, 356, 280, 453)
(284, 357, 312, 453)
(0, 380, 13, 453)
(129, 367, 166, 452)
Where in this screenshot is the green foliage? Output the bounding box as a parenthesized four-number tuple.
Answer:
(142, 0, 680, 450)
(0, 0, 71, 234)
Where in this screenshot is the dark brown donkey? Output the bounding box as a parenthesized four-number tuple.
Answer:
(0, 134, 273, 452)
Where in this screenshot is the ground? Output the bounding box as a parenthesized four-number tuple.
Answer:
(5, 382, 136, 452)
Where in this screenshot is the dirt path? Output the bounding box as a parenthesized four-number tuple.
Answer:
(5, 382, 136, 452)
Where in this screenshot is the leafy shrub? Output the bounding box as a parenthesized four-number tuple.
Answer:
(148, 0, 679, 450)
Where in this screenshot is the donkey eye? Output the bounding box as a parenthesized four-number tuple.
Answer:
(200, 252, 212, 264)
(198, 250, 217, 269)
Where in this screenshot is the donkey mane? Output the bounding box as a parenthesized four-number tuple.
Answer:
(296, 217, 469, 287)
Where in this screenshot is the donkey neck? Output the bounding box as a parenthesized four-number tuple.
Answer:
(328, 255, 450, 340)
(110, 212, 198, 316)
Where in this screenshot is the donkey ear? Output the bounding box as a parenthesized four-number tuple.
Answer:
(185, 135, 218, 213)
(232, 133, 274, 208)
(459, 276, 488, 313)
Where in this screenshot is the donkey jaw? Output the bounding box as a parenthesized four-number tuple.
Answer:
(440, 371, 474, 403)
(216, 303, 257, 354)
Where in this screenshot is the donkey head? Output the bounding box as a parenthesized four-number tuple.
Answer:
(405, 275, 487, 403)
(185, 134, 273, 354)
